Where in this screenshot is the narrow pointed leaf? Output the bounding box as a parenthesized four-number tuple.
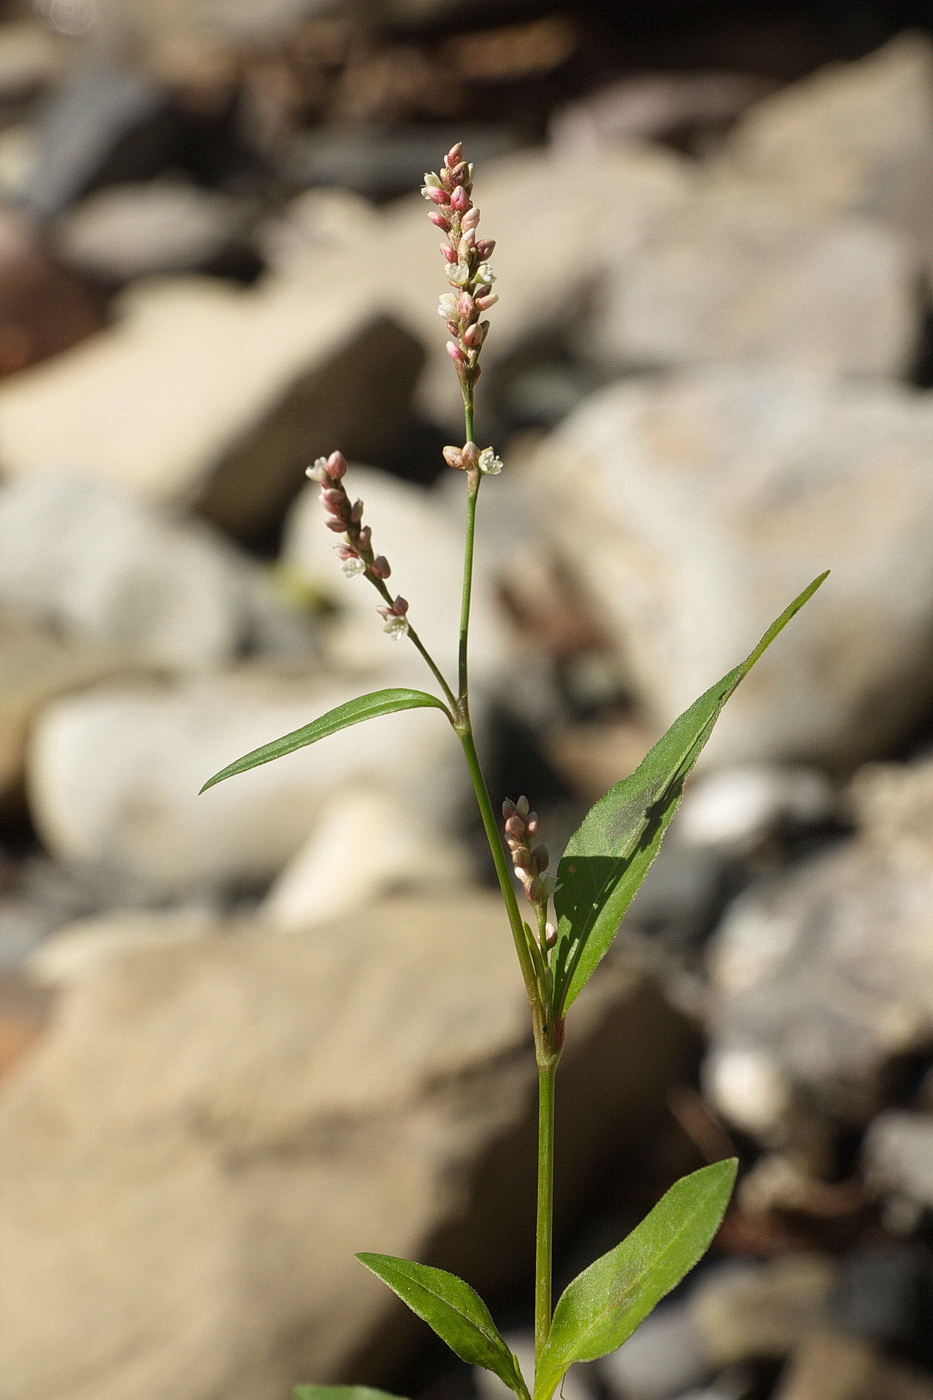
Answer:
(294, 1388, 407, 1400)
(200, 688, 450, 793)
(534, 1159, 738, 1400)
(553, 573, 827, 1012)
(357, 1253, 527, 1398)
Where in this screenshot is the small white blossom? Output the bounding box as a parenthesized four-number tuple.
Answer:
(437, 293, 459, 320)
(423, 172, 442, 188)
(383, 614, 410, 641)
(305, 457, 328, 482)
(448, 261, 471, 287)
(478, 448, 503, 476)
(341, 556, 366, 578)
(475, 262, 496, 286)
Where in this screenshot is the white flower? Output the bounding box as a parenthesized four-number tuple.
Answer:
(475, 262, 496, 286)
(305, 457, 328, 482)
(478, 448, 503, 476)
(437, 293, 458, 320)
(341, 556, 366, 578)
(448, 261, 471, 287)
(383, 614, 410, 641)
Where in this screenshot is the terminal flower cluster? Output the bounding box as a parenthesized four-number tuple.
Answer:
(422, 140, 498, 395)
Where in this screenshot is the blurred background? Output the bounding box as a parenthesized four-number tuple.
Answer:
(4, 2, 933, 1399)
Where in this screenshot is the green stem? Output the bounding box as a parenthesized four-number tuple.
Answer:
(370, 575, 458, 713)
(535, 1057, 558, 1367)
(458, 477, 479, 702)
(457, 721, 540, 1010)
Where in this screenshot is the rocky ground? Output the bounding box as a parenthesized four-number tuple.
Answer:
(3, 3, 933, 1400)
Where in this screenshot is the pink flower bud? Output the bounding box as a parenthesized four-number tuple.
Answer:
(458, 229, 476, 255)
(475, 239, 495, 259)
(325, 518, 347, 532)
(532, 844, 549, 871)
(349, 499, 364, 524)
(463, 323, 485, 348)
(446, 341, 466, 364)
(442, 445, 464, 469)
(440, 243, 457, 262)
(475, 292, 498, 311)
(393, 595, 409, 615)
(516, 796, 530, 818)
(502, 798, 517, 820)
(449, 161, 469, 185)
(422, 185, 449, 206)
(428, 210, 450, 230)
(371, 555, 391, 579)
(460, 441, 480, 470)
(445, 142, 464, 167)
(461, 207, 480, 230)
(326, 451, 348, 479)
(321, 487, 345, 511)
(505, 816, 525, 839)
(450, 185, 470, 213)
(457, 292, 475, 319)
(357, 525, 371, 549)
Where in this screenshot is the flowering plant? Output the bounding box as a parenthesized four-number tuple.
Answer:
(202, 143, 826, 1400)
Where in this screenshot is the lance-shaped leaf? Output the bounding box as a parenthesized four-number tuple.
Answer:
(533, 1159, 737, 1400)
(200, 688, 451, 793)
(357, 1253, 528, 1399)
(553, 573, 827, 1012)
(294, 1388, 407, 1400)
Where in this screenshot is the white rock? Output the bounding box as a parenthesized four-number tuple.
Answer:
(677, 765, 834, 854)
(593, 182, 918, 378)
(262, 785, 470, 929)
(0, 273, 422, 539)
(27, 906, 217, 984)
(377, 142, 692, 423)
(722, 33, 933, 273)
(27, 665, 465, 899)
(526, 367, 933, 768)
(0, 474, 311, 672)
(0, 893, 691, 1400)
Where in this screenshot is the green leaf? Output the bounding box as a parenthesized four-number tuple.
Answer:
(199, 688, 451, 793)
(357, 1253, 528, 1399)
(553, 573, 827, 1012)
(293, 1388, 407, 1400)
(534, 1159, 738, 1400)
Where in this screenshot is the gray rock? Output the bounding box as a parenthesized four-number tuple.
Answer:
(524, 368, 933, 769)
(0, 475, 313, 673)
(690, 1256, 835, 1366)
(598, 1296, 710, 1399)
(592, 182, 918, 378)
(862, 1111, 933, 1211)
(54, 179, 254, 282)
(0, 893, 698, 1400)
(18, 54, 177, 220)
(704, 758, 933, 1141)
(26, 663, 466, 899)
